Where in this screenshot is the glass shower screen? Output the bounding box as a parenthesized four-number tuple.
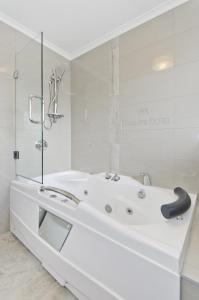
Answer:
(15, 33, 44, 183)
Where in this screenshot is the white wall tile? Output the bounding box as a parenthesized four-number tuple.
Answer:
(0, 24, 15, 233)
(174, 94, 199, 128)
(120, 36, 175, 82)
(174, 61, 199, 97)
(175, 27, 199, 65)
(43, 47, 71, 175)
(119, 99, 174, 132)
(174, 0, 199, 34)
(120, 67, 175, 103)
(71, 0, 199, 193)
(119, 10, 174, 56)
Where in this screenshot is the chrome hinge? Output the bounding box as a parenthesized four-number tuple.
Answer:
(13, 151, 19, 160)
(13, 70, 19, 80)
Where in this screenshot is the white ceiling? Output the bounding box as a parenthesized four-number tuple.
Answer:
(0, 0, 188, 60)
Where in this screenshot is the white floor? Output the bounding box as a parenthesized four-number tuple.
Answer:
(0, 232, 77, 300)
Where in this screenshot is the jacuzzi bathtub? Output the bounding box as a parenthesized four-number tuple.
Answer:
(10, 171, 197, 300)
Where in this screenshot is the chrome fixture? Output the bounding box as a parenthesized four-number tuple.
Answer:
(137, 189, 146, 199)
(105, 172, 112, 180)
(29, 94, 43, 124)
(140, 172, 151, 186)
(111, 174, 120, 182)
(35, 139, 48, 151)
(105, 204, 112, 213)
(44, 68, 65, 130)
(13, 70, 19, 80)
(40, 186, 80, 205)
(105, 173, 120, 181)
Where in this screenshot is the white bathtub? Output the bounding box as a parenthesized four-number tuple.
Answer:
(10, 171, 197, 300)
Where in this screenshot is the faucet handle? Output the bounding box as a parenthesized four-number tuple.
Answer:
(111, 174, 120, 182)
(140, 172, 151, 186)
(105, 172, 112, 180)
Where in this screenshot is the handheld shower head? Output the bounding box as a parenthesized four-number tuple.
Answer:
(44, 67, 65, 130)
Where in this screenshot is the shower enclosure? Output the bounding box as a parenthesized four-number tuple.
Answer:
(14, 31, 70, 185)
(15, 33, 44, 183)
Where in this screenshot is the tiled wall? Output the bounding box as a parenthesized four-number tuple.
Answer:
(71, 0, 199, 192)
(43, 47, 71, 176)
(72, 42, 111, 174)
(0, 22, 15, 233)
(0, 21, 71, 233)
